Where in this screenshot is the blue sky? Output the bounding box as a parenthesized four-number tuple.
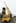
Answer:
(0, 0, 16, 17)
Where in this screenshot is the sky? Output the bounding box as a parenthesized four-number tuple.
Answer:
(0, 0, 16, 17)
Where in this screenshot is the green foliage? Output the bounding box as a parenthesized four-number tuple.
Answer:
(0, 14, 3, 18)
